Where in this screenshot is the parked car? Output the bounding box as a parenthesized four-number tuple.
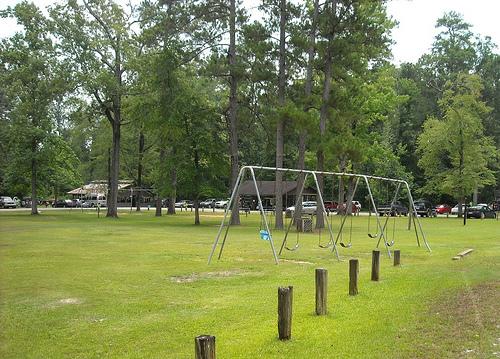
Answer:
(84, 197, 107, 207)
(324, 201, 338, 212)
(435, 204, 452, 215)
(285, 201, 317, 217)
(21, 197, 32, 208)
(53, 199, 76, 208)
(0, 196, 17, 209)
(466, 205, 497, 219)
(12, 196, 21, 207)
(413, 199, 436, 217)
(451, 204, 466, 215)
(337, 201, 362, 214)
(200, 198, 216, 208)
(215, 199, 229, 209)
(377, 201, 408, 216)
(81, 201, 92, 208)
(175, 200, 191, 208)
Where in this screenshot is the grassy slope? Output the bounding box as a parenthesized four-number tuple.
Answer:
(0, 210, 498, 358)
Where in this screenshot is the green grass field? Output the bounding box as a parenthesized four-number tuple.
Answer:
(0, 210, 498, 358)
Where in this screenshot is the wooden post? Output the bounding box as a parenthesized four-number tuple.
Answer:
(393, 250, 401, 266)
(371, 250, 380, 281)
(195, 335, 215, 359)
(278, 286, 293, 340)
(349, 259, 359, 295)
(315, 269, 327, 315)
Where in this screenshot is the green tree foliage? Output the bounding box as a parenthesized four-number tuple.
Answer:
(395, 12, 500, 198)
(417, 74, 497, 214)
(0, 1, 79, 213)
(50, 0, 141, 217)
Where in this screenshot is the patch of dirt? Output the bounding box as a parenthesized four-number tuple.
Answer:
(170, 270, 250, 283)
(408, 281, 500, 358)
(58, 298, 83, 305)
(281, 259, 315, 265)
(47, 297, 83, 308)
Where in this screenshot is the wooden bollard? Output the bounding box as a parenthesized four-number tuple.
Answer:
(393, 250, 401, 266)
(371, 250, 380, 281)
(278, 286, 293, 340)
(195, 335, 215, 359)
(315, 269, 327, 315)
(349, 259, 359, 295)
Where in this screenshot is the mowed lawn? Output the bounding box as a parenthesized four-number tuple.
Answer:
(0, 210, 498, 358)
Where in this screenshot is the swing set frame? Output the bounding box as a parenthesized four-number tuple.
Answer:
(208, 166, 431, 265)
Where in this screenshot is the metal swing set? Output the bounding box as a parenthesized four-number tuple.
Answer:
(208, 166, 431, 265)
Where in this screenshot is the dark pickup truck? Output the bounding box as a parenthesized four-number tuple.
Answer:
(413, 199, 437, 217)
(377, 201, 408, 216)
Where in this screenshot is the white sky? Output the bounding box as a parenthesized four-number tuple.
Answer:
(0, 0, 499, 64)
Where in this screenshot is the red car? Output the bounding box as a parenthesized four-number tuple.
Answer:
(324, 201, 338, 212)
(435, 204, 451, 214)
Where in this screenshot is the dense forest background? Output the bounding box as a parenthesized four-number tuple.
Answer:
(0, 0, 498, 222)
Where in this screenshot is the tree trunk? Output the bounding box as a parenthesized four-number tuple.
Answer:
(458, 123, 464, 217)
(136, 131, 144, 211)
(293, 134, 306, 226)
(337, 158, 346, 214)
(228, 0, 240, 226)
(107, 147, 111, 209)
(194, 148, 201, 225)
(345, 177, 355, 216)
(194, 199, 200, 225)
(294, 0, 319, 226)
(275, 0, 287, 230)
(167, 147, 176, 215)
(316, 0, 336, 229)
(30, 140, 38, 215)
(107, 119, 120, 218)
(155, 195, 162, 216)
(106, 40, 122, 218)
(54, 183, 59, 207)
(316, 57, 332, 227)
(168, 181, 176, 215)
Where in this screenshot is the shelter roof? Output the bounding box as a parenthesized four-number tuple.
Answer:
(67, 180, 134, 195)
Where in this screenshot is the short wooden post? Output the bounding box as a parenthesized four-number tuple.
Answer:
(393, 250, 401, 266)
(349, 259, 359, 295)
(371, 250, 380, 281)
(315, 269, 327, 315)
(195, 335, 215, 359)
(278, 286, 293, 340)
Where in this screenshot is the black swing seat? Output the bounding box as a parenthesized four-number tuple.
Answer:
(340, 242, 352, 248)
(285, 243, 300, 251)
(367, 233, 378, 239)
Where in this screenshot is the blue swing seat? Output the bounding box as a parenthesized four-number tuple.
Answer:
(259, 230, 270, 241)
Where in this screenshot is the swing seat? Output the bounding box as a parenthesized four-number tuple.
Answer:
(259, 230, 270, 241)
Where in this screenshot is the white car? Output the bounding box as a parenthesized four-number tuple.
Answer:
(451, 204, 465, 215)
(215, 199, 229, 208)
(200, 198, 216, 208)
(285, 201, 317, 217)
(175, 200, 192, 208)
(0, 196, 17, 208)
